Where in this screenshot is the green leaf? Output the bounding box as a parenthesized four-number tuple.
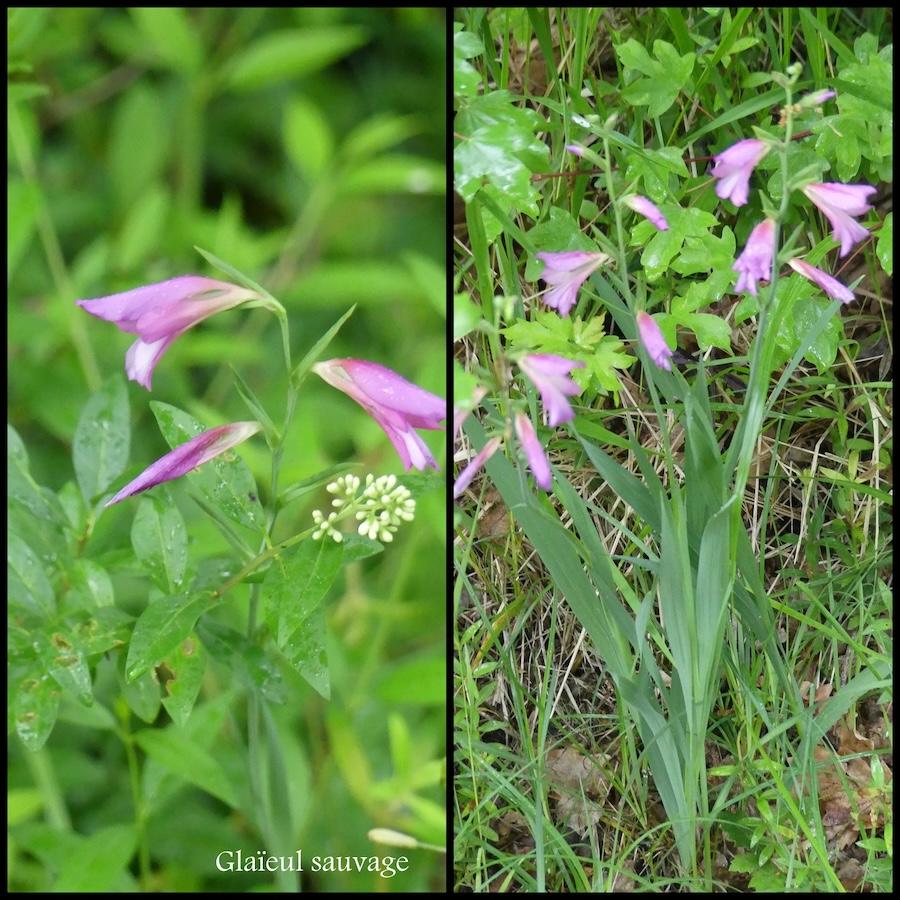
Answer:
(876, 212, 892, 275)
(131, 491, 188, 593)
(284, 96, 333, 182)
(8, 788, 43, 826)
(52, 826, 135, 892)
(8, 532, 54, 617)
(340, 154, 444, 195)
(375, 653, 444, 705)
(342, 113, 419, 161)
(283, 605, 330, 699)
(263, 540, 343, 647)
(134, 728, 238, 808)
(290, 305, 356, 389)
(197, 620, 284, 703)
(36, 631, 93, 705)
(125, 593, 208, 682)
(454, 292, 482, 341)
(150, 401, 264, 533)
(115, 185, 170, 272)
(160, 634, 206, 727)
(278, 462, 361, 507)
(8, 425, 66, 526)
(14, 670, 60, 751)
(8, 177, 40, 281)
(121, 665, 160, 724)
(226, 28, 368, 91)
(454, 29, 483, 98)
(617, 39, 695, 117)
(73, 375, 130, 503)
(130, 7, 203, 73)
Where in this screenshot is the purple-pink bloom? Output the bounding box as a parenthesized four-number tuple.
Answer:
(313, 359, 445, 471)
(535, 250, 609, 317)
(733, 218, 776, 296)
(565, 144, 585, 158)
(518, 354, 584, 427)
(622, 194, 669, 231)
(787, 258, 855, 304)
(514, 413, 552, 491)
(77, 276, 260, 390)
(453, 386, 487, 440)
(106, 421, 261, 506)
(802, 182, 877, 258)
(800, 89, 836, 107)
(710, 138, 771, 207)
(635, 311, 674, 372)
(453, 437, 501, 499)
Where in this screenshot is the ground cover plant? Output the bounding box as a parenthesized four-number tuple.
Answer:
(8, 8, 446, 892)
(453, 8, 891, 892)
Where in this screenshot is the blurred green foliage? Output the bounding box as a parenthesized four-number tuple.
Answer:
(8, 7, 446, 893)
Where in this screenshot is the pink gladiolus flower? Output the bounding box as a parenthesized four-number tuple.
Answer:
(802, 182, 877, 258)
(518, 354, 584, 427)
(733, 218, 776, 296)
(565, 144, 585, 157)
(106, 421, 261, 506)
(622, 194, 669, 231)
(514, 413, 552, 490)
(313, 359, 445, 471)
(77, 276, 260, 390)
(710, 138, 771, 207)
(799, 89, 836, 107)
(535, 250, 609, 317)
(78, 277, 260, 390)
(787, 258, 855, 304)
(635, 311, 674, 372)
(453, 437, 501, 499)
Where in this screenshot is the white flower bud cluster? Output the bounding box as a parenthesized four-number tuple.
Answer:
(356, 474, 416, 543)
(311, 473, 415, 544)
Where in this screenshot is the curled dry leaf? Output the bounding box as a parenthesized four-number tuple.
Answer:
(545, 746, 611, 835)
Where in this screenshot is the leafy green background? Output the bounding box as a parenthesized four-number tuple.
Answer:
(9, 7, 445, 893)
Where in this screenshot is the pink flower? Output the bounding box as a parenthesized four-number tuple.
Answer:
(453, 386, 487, 440)
(453, 437, 501, 499)
(313, 359, 445, 471)
(635, 311, 673, 372)
(565, 144, 585, 157)
(799, 89, 836, 107)
(77, 276, 260, 390)
(802, 182, 877, 258)
(787, 258, 854, 304)
(535, 251, 609, 316)
(733, 218, 776, 296)
(514, 413, 552, 490)
(710, 138, 771, 207)
(622, 194, 669, 231)
(518, 354, 584, 427)
(106, 421, 261, 506)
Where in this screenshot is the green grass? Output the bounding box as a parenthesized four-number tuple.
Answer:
(454, 6, 891, 892)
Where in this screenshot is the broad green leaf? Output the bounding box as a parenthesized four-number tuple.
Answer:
(125, 593, 208, 682)
(14, 670, 60, 751)
(73, 375, 130, 503)
(134, 727, 239, 808)
(150, 401, 264, 532)
(284, 96, 333, 181)
(454, 29, 483, 97)
(8, 532, 54, 617)
(121, 664, 161, 724)
(9, 424, 67, 526)
(53, 825, 136, 892)
(197, 620, 284, 703)
(73, 607, 132, 657)
(130, 7, 203, 73)
(375, 653, 444, 705)
(131, 491, 188, 593)
(876, 213, 892, 275)
(160, 634, 206, 727)
(340, 533, 384, 563)
(283, 605, 330, 699)
(36, 631, 93, 705)
(616, 39, 695, 117)
(107, 85, 167, 212)
(263, 539, 343, 647)
(226, 28, 367, 91)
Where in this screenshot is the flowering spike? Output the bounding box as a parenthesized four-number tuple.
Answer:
(514, 413, 552, 491)
(77, 276, 261, 389)
(787, 258, 855, 304)
(710, 138, 771, 207)
(105, 421, 261, 506)
(313, 359, 445, 471)
(635, 311, 674, 372)
(518, 354, 584, 427)
(802, 182, 877, 258)
(535, 251, 610, 317)
(733, 218, 776, 296)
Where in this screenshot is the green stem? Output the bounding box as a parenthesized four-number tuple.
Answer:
(120, 714, 151, 890)
(9, 104, 101, 391)
(24, 748, 70, 831)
